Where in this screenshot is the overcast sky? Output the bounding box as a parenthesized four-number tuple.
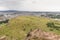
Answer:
(0, 0, 60, 11)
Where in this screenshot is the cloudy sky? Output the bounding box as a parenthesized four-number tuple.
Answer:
(0, 0, 60, 11)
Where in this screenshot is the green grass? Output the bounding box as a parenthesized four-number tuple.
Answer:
(0, 16, 60, 40)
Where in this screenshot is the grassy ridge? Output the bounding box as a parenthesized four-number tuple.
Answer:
(0, 16, 60, 40)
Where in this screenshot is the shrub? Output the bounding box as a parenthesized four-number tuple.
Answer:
(46, 22, 55, 28)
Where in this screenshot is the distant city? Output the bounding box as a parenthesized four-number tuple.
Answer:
(0, 10, 60, 21)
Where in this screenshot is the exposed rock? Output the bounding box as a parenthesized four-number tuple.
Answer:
(25, 29, 60, 40)
(0, 35, 7, 40)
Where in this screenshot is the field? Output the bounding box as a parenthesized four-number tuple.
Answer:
(0, 16, 60, 40)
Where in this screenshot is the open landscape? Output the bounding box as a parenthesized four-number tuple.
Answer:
(0, 11, 60, 40)
(0, 0, 60, 40)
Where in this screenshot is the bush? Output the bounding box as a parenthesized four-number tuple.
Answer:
(47, 22, 60, 31)
(0, 19, 9, 24)
(46, 22, 55, 28)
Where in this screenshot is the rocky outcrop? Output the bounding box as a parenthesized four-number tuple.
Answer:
(0, 35, 7, 40)
(25, 29, 60, 40)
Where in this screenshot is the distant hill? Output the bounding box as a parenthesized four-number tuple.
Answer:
(0, 10, 19, 12)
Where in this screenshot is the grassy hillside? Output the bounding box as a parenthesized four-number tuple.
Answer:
(0, 16, 60, 40)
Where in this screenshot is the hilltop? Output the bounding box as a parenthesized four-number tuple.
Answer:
(0, 16, 60, 40)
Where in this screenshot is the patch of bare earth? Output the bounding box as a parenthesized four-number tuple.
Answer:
(0, 35, 7, 40)
(25, 29, 60, 40)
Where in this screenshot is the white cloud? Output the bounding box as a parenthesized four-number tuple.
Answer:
(0, 0, 20, 10)
(0, 6, 9, 10)
(19, 0, 60, 11)
(0, 0, 60, 11)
